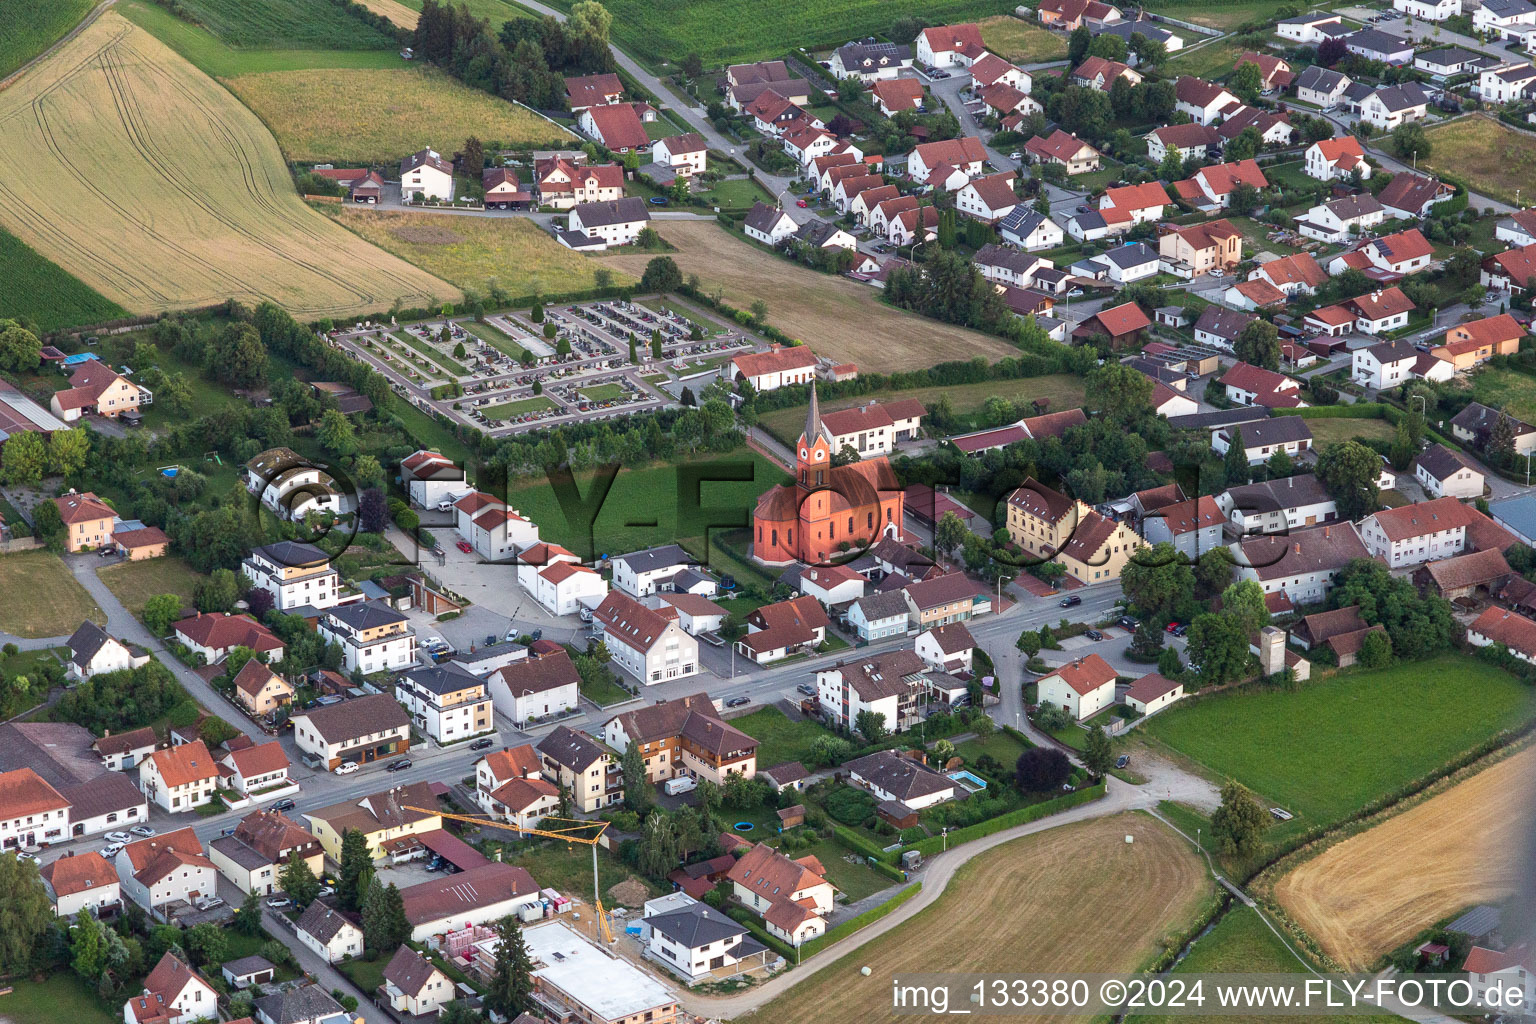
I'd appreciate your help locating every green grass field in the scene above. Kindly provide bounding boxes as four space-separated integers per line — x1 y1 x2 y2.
1163 36 1252 79
977 15 1068 63
483 395 557 419
697 177 774 213
0 973 120 1024
0 226 127 331
118 0 408 76
732 707 837 768
955 730 1030 766
98 557 206 621
1144 655 1535 826
1302 416 1397 447
499 839 660 906
0 0 96 80
504 448 790 562
170 0 396 50
538 0 1017 68
577 383 625 402
1142 0 1284 30
1471 366 1536 423
0 552 104 639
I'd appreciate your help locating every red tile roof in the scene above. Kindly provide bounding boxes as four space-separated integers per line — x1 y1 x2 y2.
1088 301 1152 338
1043 653 1117 695
0 767 69 820
584 103 649 150
54 491 113 525
913 136 988 169
918 23 985 56
1258 252 1328 289
1025 129 1096 164
41 851 117 897
733 344 819 379
172 613 283 655
148 740 219 788
1196 159 1268 196
871 78 924 111
1348 286 1415 320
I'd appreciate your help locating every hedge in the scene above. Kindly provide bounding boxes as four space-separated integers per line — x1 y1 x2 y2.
830 825 906 881
800 881 924 958
896 782 1108 860
724 906 798 960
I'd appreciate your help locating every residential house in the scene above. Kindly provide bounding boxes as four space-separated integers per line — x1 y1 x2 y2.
651 133 707 176
1451 402 1536 455
1098 182 1170 229
485 650 580 727
727 842 836 943
65 621 146 681
729 343 819 391
1212 417 1314 465
1216 104 1295 147
726 60 810 109
474 743 559 828
1037 654 1117 720
242 541 342 612
1415 45 1483 76
1431 314 1526 372
0 767 71 851
1152 382 1199 417
744 90 816 135
907 137 987 184
253 984 351 1024
914 622 976 675
990 208 1060 251
400 149 454 201
93 727 158 772
814 399 924 457
1474 0 1536 40
956 172 1019 223
744 202 797 245
1359 495 1482 568
1235 522 1371 604
138 741 218 813
1174 76 1240 124
1003 476 1086 562
1295 65 1352 107
50 362 149 422
1334 227 1434 277
1071 56 1142 91
1346 28 1415 64
1221 362 1304 408
603 692 757 786
782 123 837 165
974 244 1053 288
1297 192 1388 245
971 52 1032 92
1359 82 1430 129
1379 172 1455 220
1236 51 1294 92
1306 288 1415 336
1087 242 1161 284
452 491 539 562
304 782 441 863
870 77 925 116
116 829 217 916
1482 241 1536 292
1038 0 1123 30
847 590 914 643
41 851 119 918
380 946 453 1018
1396 0 1461 18
396 663 493 745
1225 278 1288 310
218 742 290 799
815 650 932 731
1124 673 1185 716
1497 208 1536 247
1278 12 1345 43
578 104 648 152
534 158 623 210
1144 122 1219 163
537 726 619 813
229 661 293 719
1023 130 1101 175
1414 444 1485 499
645 901 769 984
291 693 411 772
1216 474 1339 535
737 595 830 664
1304 137 1370 182
564 72 622 112
1142 495 1224 558
401 450 466 509
208 809 321 896
124 953 217 1024
295 902 364 964
915 23 987 67
53 491 114 553
1467 607 1536 664
845 750 957 816
1160 219 1243 277
567 197 651 246
902 571 991 627
1193 308 1256 352
798 564 867 609
1173 160 1268 209
317 602 416 675
830 40 913 81
1071 301 1152 349
888 204 941 246
1481 63 1536 103
593 590 698 683
1352 338 1424 390
172 612 284 666
111 525 170 561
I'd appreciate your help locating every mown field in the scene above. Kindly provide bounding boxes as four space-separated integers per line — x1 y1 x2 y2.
393 0 529 28
1299 415 1396 447
600 221 1020 371
226 66 571 163
1420 115 1536 206
356 0 421 29
743 814 1209 1024
977 15 1067 63
0 226 126 331
0 13 455 319
99 557 208 620
504 448 789 561
0 0 96 81
1142 0 1283 30
169 0 396 49
329 209 632 297
540 0 1017 67
1143 655 1535 827
1471 365 1536 423
0 552 103 639
1274 745 1535 969
118 0 407 76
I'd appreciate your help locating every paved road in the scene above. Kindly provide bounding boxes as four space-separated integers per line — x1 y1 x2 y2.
264 908 391 1024
1375 13 1520 62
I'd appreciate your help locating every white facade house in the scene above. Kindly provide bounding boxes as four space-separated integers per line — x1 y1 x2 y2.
593 591 699 684
295 902 364 964
1463 946 1536 1013
1358 497 1474 568
1474 0 1536 40
1481 64 1536 104
743 203 797 245
65 621 145 682
1353 339 1422 390
401 450 466 509
1395 0 1460 18
453 491 540 562
1234 523 1369 605
317 602 418 675
914 623 975 675
568 197 652 246
798 565 867 607
41 852 121 918
529 562 607 616
1297 194 1385 242
651 133 708 176
612 544 693 597
486 652 581 728
396 663 494 745
291 694 411 772
124 954 218 1024
0 768 71 850
847 591 913 643
1295 65 1352 107
1277 12 1345 43
1359 84 1430 130
138 742 219 813
1216 475 1338 535
1036 655 1117 721
401 149 454 201
645 901 767 984
241 541 341 612
116 829 218 916
1414 446 1485 499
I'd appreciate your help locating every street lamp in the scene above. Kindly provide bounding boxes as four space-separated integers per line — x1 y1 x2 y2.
996 574 1014 607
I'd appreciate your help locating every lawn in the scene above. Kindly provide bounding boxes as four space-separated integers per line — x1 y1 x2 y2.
118 0 409 77
0 0 96 81
0 552 104 639
791 838 891 902
1471 364 1536 423
0 973 120 1024
482 395 557 419
503 448 791 562
536 0 1018 68
0 646 68 680
463 320 531 360
954 729 1030 767
168 0 396 49
1419 115 1536 206
0 11 455 320
731 707 837 768
392 0 530 29
335 955 388 997
1163 37 1251 80
756 375 1087 447
697 177 773 214
98 557 206 621
498 838 660 907
1231 215 1304 256
577 383 625 402
1141 0 1284 30
1298 415 1397 447
0 226 127 332
329 209 632 299
1143 655 1536 827
226 67 572 164
578 667 631 705
977 15 1067 63
394 401 477 465
742 814 1209 1024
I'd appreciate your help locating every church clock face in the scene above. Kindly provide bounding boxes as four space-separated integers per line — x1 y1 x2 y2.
800 448 807 458
815 449 825 460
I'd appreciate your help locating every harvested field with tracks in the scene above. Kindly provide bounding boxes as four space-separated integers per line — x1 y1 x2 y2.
1273 745 1536 969
0 13 455 318
741 814 1210 1024
600 221 1021 371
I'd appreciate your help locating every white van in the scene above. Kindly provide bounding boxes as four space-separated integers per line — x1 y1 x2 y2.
663 775 697 796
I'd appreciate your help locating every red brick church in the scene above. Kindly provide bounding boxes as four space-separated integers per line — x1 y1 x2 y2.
752 386 905 566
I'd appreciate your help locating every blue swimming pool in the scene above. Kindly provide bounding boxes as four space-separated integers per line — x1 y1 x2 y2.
947 770 988 793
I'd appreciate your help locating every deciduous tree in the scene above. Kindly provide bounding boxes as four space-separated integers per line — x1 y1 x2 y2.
1014 747 1070 792
1211 779 1269 854
1315 440 1381 520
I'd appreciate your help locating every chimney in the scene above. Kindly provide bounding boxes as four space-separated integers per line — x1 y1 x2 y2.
1324 525 1330 538
1294 542 1301 554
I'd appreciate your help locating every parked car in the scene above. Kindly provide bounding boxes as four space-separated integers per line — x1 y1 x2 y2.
1115 754 1130 769
104 831 132 843
796 683 816 696
1118 616 1139 630
130 825 156 838
318 885 335 897
725 696 751 708
1084 629 1104 641
100 843 124 858
265 896 292 909
1164 621 1181 634
424 636 447 651
272 799 296 812
334 761 360 776
470 737 496 751
1009 151 1022 160
456 540 473 553
1060 595 1082 607
796 199 809 208
1172 623 1189 637
14 850 35 862
195 897 224 911
386 758 412 772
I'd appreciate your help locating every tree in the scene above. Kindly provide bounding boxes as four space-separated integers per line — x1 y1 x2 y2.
1120 543 1194 618
0 320 42 372
1224 426 1251 486
234 889 264 936
1234 320 1281 372
72 910 108 983
1186 612 1252 684
1194 547 1234 598
1224 126 1263 162
1067 24 1091 64
280 852 321 908
855 709 888 742
353 454 383 487
1228 182 1261 216
337 828 372 912
640 256 682 292
628 336 638 362
681 52 703 79
1318 35 1347 66
317 408 358 457
1158 646 1183 676
1210 780 1270 855
183 922 227 968
194 567 240 613
0 429 46 487
1016 629 1041 656
1084 362 1153 421
650 332 663 359
638 812 679 876
143 594 183 637
1087 32 1128 62
1316 440 1382 520
1083 725 1113 777
1130 619 1164 659
1359 629 1392 668
1393 121 1431 161
1228 61 1263 104
934 510 968 557
211 322 268 389
48 428 90 477
1015 747 1071 792
359 487 388 535
484 915 535 1019
1221 579 1270 636
0 854 52 973
462 136 485 177
807 734 853 769
749 299 769 326
621 742 653 813
361 880 409 951
1267 448 1293 478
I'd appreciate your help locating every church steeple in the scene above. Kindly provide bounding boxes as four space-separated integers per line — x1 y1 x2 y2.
803 381 822 445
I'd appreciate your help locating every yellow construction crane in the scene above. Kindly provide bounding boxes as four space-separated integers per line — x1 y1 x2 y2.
409 809 615 944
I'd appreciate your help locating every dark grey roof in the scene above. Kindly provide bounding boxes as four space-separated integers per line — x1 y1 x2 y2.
854 590 912 621
1223 474 1333 513
1168 407 1272 431
572 196 651 228
1446 904 1501 937
1099 242 1158 269
1370 82 1429 112
1415 46 1480 67
536 725 607 772
253 541 330 569
452 642 528 666
744 201 791 235
1194 306 1255 342
1323 193 1385 221
400 661 481 695
297 901 358 944
760 761 809 785
1296 66 1347 92
67 621 113 668
1094 18 1174 44
1071 210 1108 232
211 835 272 871
613 543 691 574
998 207 1051 239
1224 416 1312 448
1344 81 1375 102
255 985 346 1024
1482 0 1536 15
1346 28 1412 55
974 242 1039 274
647 902 748 948
845 750 955 802
325 600 408 630
0 722 101 788
225 955 276 977
1414 443 1478 482
835 40 912 69
795 220 846 246
1125 358 1185 384
668 567 712 591
1451 402 1536 438
295 693 410 745
1365 338 1420 364
60 772 145 821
